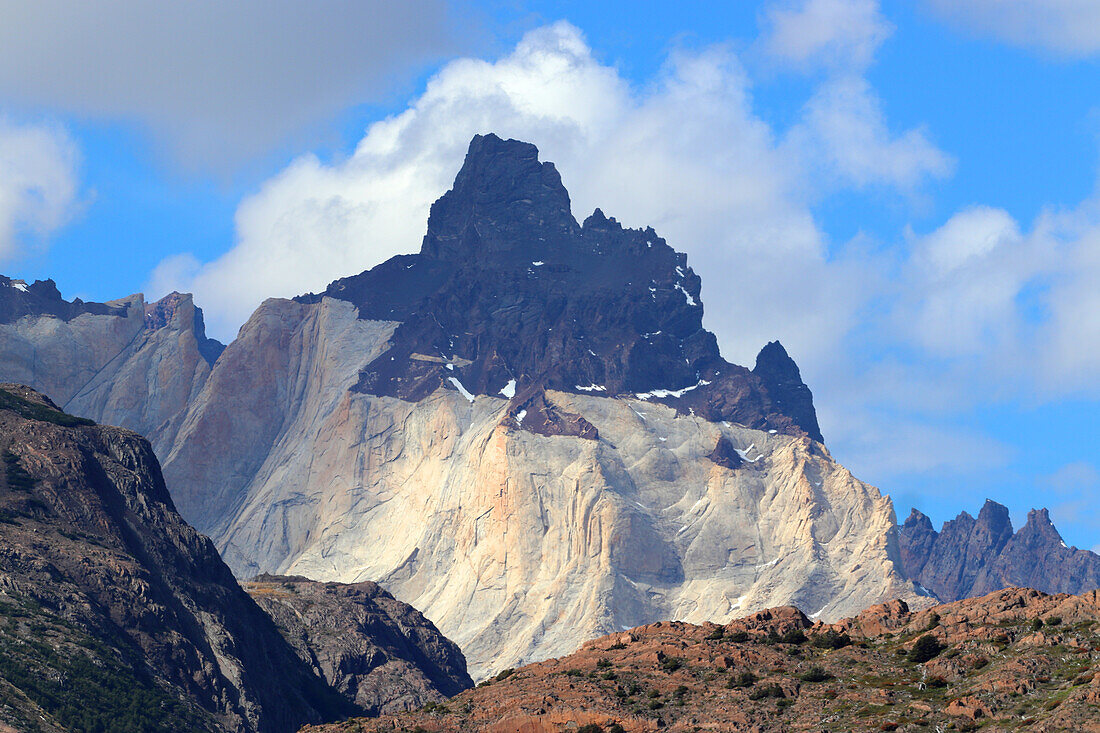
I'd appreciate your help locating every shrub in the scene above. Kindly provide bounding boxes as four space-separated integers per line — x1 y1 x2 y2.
924 613 941 631
673 685 689 698
779 629 807 645
596 658 612 669
748 683 785 700
576 725 604 733
494 667 515 682
648 699 664 710
813 630 852 649
727 630 750 643
729 671 758 688
1031 618 1044 632
706 627 725 640
608 726 626 733
1046 616 1062 627
798 666 832 683
970 656 989 670
908 634 945 663
660 656 683 673
927 675 948 688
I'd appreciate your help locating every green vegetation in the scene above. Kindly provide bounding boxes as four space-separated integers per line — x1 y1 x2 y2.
0 596 214 733
813 630 852 649
908 635 945 664
728 671 758 688
748 683 785 700
3 450 36 491
0 389 95 427
779 629 807 644
659 655 683 673
493 667 515 682
799 666 833 683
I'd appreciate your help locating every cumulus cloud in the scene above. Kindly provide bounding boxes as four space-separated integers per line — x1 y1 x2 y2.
787 75 953 190
0 0 465 168
761 0 893 70
0 118 80 262
151 21 952 377
924 0 1100 57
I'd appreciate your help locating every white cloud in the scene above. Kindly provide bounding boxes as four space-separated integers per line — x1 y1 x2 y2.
761 0 893 70
786 75 953 190
924 0 1100 57
0 0 464 168
150 21 889 366
0 118 80 263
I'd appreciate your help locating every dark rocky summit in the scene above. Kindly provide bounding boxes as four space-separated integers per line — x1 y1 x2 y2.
0 384 354 732
900 499 1100 602
243 575 472 716
299 133 823 443
0 276 127 324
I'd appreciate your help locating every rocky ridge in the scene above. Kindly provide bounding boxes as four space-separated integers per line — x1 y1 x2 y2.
0 280 222 456
243 575 473 716
0 384 354 732
900 500 1100 602
308 587 1100 732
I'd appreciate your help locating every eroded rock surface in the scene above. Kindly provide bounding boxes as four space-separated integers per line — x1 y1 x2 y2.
0 385 353 732
900 500 1100 601
244 575 473 715
307 587 1100 733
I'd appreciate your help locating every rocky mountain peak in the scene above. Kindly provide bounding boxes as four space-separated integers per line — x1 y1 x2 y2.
899 500 1100 602
752 340 823 443
1 274 130 324
421 133 577 261
143 291 225 365
303 134 824 443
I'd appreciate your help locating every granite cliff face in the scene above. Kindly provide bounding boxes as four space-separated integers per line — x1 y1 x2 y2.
0 384 352 732
0 278 222 455
243 575 473 715
0 136 920 679
899 500 1100 602
146 135 918 677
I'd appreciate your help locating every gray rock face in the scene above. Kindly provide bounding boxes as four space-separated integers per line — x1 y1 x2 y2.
0 384 354 732
243 575 473 715
899 501 1100 601
0 136 929 680
0 282 222 455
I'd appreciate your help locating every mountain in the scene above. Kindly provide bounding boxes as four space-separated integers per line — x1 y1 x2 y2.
0 135 924 678
303 587 1100 733
899 500 1100 602
242 575 473 715
0 277 222 456
0 384 353 732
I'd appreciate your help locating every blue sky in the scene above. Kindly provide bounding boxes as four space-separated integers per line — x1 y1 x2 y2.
1 0 1098 549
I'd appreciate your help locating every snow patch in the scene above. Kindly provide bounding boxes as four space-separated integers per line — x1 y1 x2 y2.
500 379 516 399
808 604 828 620
447 377 475 403
735 444 762 463
575 384 606 392
531 261 544 266
755 558 779 570
768 429 777 434
634 379 711 400
11 280 28 292
445 363 455 371
675 266 685 277
515 409 527 426
674 283 697 307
